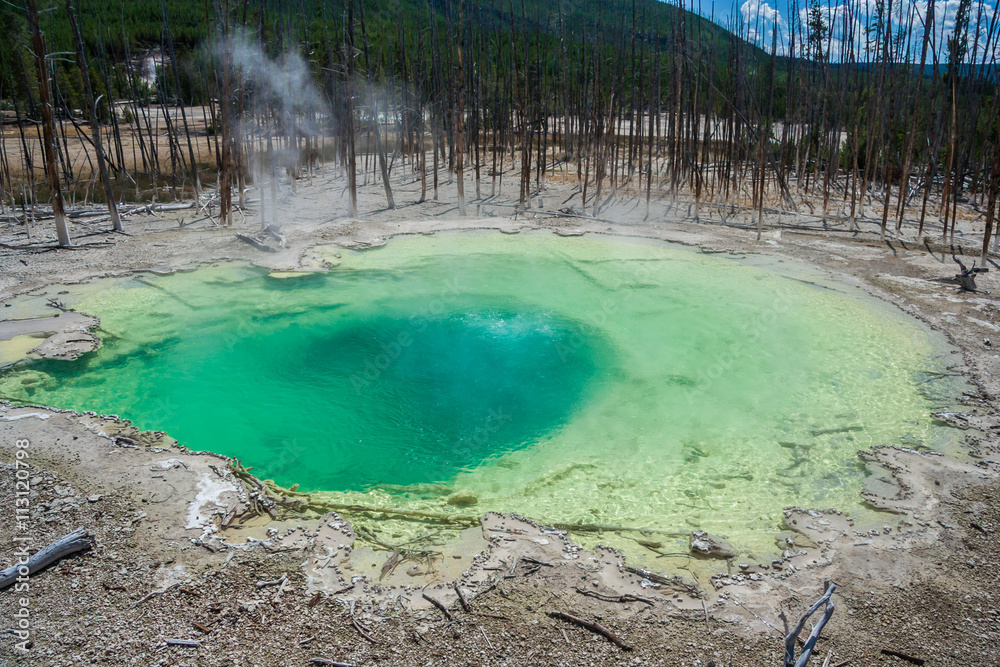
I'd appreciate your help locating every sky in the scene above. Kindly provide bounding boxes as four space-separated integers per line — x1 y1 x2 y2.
682 0 1000 63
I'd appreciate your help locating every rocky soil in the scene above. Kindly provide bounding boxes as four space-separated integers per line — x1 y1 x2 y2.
2 167 1000 666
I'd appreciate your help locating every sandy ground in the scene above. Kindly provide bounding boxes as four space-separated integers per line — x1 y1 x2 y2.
1 163 1000 666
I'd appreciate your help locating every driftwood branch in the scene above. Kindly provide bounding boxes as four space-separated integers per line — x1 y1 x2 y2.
471 611 510 620
784 580 837 667
164 639 200 648
422 592 455 621
520 556 553 567
350 617 377 644
548 610 633 651
879 649 925 665
454 583 472 612
623 566 700 595
0 528 95 591
574 588 655 606
131 582 181 608
255 574 287 589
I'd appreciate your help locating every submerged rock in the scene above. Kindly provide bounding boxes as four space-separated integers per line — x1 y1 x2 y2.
690 530 737 559
446 491 479 507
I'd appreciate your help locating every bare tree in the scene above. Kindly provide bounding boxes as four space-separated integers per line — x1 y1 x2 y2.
67 0 122 232
25 0 71 246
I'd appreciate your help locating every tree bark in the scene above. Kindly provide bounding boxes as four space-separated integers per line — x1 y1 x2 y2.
67 0 123 232
0 528 95 591
26 0 71 246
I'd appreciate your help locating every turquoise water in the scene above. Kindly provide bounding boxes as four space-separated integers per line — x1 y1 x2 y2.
0 231 962 556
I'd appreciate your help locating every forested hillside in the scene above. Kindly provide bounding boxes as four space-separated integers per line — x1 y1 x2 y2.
1 0 998 259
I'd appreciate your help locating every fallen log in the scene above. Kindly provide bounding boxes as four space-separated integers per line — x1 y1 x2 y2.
235 233 278 253
0 528 95 591
263 224 286 247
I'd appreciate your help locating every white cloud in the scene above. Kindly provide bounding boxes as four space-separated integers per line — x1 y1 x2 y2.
734 0 999 63
740 0 786 47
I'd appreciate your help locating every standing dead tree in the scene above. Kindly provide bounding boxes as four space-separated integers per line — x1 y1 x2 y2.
25 0 71 246
214 0 235 226
67 0 123 232
3 0 1000 247
358 0 394 210
344 0 359 217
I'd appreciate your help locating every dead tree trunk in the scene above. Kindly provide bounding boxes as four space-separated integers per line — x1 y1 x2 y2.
454 1 467 216
983 129 1000 266
26 0 71 247
215 0 234 226
345 0 359 217
162 0 202 202
67 0 122 232
359 1 394 210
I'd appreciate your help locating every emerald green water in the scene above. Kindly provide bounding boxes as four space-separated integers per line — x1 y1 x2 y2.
0 231 961 557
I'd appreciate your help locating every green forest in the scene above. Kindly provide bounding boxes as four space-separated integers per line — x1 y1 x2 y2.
1 0 999 257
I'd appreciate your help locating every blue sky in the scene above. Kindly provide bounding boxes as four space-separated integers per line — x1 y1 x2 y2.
680 0 1000 63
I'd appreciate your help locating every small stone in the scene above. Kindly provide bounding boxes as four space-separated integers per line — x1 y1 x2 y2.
690 531 737 559
87 495 102 503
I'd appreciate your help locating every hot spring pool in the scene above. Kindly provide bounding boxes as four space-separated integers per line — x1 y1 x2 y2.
0 231 962 558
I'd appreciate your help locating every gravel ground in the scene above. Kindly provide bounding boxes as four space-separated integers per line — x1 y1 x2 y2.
2 167 1000 666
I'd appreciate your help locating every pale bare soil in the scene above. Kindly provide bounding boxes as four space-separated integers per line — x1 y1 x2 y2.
3 107 991 238
1 107 220 204
1 163 999 666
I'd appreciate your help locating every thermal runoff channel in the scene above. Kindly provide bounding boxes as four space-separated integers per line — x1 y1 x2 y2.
0 232 962 554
